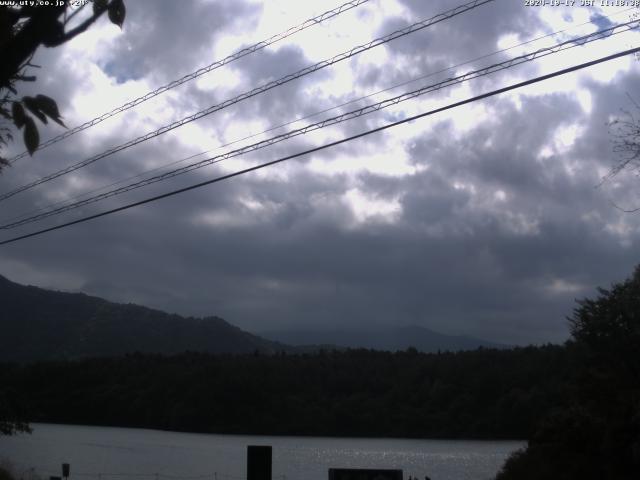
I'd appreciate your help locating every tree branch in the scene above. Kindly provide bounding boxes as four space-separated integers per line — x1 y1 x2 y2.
47 3 108 47
63 3 87 26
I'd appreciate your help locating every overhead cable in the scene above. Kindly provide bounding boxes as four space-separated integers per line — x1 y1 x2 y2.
2 19 635 230
5 5 633 226
1 45 638 246
0 0 495 202
8 0 371 162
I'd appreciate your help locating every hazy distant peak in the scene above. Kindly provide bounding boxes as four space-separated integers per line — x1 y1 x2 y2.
259 325 507 353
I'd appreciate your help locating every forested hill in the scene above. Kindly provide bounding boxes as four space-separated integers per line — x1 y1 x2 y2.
0 275 286 362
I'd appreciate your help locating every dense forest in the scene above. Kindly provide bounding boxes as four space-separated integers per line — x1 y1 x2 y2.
1 345 570 440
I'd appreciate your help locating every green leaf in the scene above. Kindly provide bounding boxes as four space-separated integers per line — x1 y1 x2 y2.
23 96 48 124
108 0 126 28
34 94 60 118
34 94 66 127
23 117 39 156
12 102 26 129
93 0 108 15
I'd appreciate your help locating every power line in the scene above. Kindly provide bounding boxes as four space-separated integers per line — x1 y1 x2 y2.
7 0 371 162
2 19 634 230
1 45 637 246
5 5 633 227
0 0 495 203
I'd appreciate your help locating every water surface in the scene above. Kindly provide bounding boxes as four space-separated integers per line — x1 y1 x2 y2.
0 424 523 480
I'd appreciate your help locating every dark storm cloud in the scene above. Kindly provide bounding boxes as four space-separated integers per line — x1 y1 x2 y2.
390 0 543 60
349 0 546 98
590 13 615 30
186 44 335 145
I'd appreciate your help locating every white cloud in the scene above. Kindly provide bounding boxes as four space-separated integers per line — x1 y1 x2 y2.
344 188 401 225
545 278 585 295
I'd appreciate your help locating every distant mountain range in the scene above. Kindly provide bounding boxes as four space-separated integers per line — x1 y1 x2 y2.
0 274 286 362
259 326 507 353
0 274 505 362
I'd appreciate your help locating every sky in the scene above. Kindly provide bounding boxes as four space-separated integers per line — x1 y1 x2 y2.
1 0 640 345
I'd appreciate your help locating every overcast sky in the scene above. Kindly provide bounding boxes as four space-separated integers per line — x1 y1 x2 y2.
1 0 639 344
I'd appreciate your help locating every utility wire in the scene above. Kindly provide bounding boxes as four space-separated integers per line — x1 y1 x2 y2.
0 0 495 203
4 5 633 227
1 19 635 230
1 45 637 247
8 0 371 162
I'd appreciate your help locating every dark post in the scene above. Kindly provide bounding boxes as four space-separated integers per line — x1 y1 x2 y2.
62 464 70 480
247 445 272 480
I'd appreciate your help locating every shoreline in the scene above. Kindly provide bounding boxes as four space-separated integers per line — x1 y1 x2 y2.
21 422 527 443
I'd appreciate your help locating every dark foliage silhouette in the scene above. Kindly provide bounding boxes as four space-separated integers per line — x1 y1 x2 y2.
496 266 640 480
0 0 125 164
1 346 570 440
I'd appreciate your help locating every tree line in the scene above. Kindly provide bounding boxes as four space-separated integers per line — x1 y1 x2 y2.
1 344 570 440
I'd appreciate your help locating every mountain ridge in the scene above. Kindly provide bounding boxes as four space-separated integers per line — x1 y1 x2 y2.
1 274 506 362
0 274 287 362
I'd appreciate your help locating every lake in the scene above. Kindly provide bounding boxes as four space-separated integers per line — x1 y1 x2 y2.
0 424 523 480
